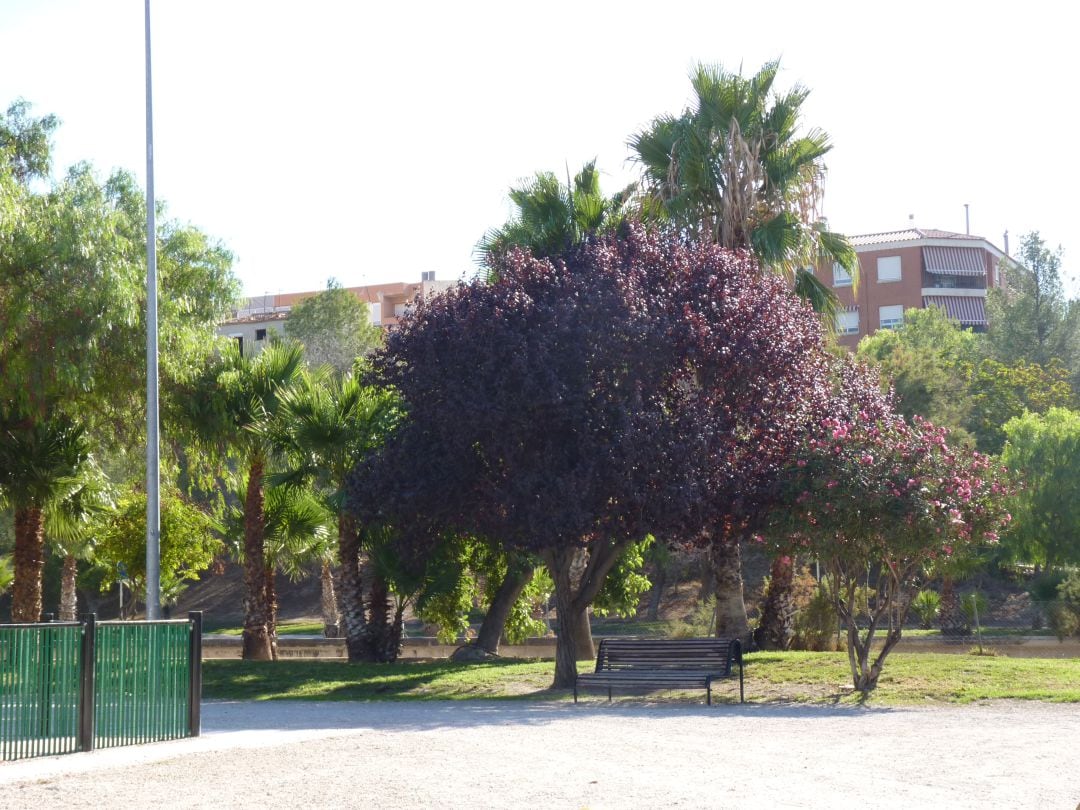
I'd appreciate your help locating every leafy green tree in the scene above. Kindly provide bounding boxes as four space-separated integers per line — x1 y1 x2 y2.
94 487 221 612
856 305 1075 453
965 358 1074 453
986 232 1079 374
0 99 57 183
1001 408 1080 568
0 100 238 620
856 306 979 436
630 60 858 322
283 279 381 372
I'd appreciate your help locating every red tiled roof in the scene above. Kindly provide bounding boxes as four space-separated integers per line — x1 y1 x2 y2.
923 295 987 326
923 247 986 277
849 227 986 247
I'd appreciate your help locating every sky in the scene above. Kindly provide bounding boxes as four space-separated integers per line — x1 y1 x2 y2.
1 0 1077 297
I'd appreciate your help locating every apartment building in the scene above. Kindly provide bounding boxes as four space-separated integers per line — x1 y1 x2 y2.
817 227 1009 349
218 273 453 357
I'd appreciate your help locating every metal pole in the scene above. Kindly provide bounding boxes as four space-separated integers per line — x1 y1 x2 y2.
144 0 161 620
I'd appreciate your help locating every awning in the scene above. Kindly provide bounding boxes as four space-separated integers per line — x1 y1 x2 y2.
923 247 986 277
923 295 987 326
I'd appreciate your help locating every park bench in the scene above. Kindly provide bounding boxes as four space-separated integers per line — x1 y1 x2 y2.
574 637 744 705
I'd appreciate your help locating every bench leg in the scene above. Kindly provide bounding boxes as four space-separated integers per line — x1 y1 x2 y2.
607 687 612 702
707 683 712 706
574 682 578 704
739 662 744 703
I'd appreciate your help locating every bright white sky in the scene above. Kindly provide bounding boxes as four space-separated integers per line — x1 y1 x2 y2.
1 0 1076 297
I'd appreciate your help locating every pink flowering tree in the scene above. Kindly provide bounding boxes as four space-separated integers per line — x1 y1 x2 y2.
771 362 1011 692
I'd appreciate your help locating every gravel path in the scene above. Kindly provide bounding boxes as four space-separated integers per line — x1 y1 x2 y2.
2 700 1079 808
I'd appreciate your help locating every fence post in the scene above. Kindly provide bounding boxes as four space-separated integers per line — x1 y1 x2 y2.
77 613 96 752
187 612 202 737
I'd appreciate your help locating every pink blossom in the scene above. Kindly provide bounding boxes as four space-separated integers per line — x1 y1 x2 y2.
984 532 999 543
860 454 874 465
826 480 838 489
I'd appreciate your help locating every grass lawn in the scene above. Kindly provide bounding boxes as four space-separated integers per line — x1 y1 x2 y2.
203 651 1080 705
206 621 326 636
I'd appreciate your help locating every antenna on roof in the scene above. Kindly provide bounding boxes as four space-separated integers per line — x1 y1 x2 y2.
908 213 916 229
1004 229 1010 256
964 203 970 235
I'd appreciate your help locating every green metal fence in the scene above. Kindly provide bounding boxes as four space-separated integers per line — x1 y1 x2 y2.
0 612 202 762
0 622 83 760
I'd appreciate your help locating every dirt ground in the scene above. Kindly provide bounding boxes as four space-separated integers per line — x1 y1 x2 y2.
2 700 1078 809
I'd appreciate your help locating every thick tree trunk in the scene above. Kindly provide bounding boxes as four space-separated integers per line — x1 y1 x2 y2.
241 458 273 661
547 548 580 689
59 554 78 622
757 555 796 651
709 534 750 644
12 507 45 623
365 574 400 662
338 514 368 662
320 561 341 638
545 540 628 688
473 561 534 655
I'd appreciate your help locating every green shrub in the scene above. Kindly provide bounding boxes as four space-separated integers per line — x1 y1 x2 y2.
1047 601 1080 641
912 589 941 629
1047 571 1080 641
793 587 840 651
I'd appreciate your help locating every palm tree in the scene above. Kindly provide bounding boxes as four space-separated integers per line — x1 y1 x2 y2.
44 458 113 621
272 367 399 662
631 61 858 642
476 160 635 278
215 341 305 660
0 411 90 622
630 60 859 326
225 482 332 658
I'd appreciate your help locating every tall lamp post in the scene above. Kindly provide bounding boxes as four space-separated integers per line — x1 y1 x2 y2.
144 0 161 620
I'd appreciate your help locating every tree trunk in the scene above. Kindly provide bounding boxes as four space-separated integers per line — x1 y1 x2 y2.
59 554 78 622
265 564 279 661
365 573 400 662
474 561 534 655
757 555 796 651
938 575 967 637
709 533 750 644
11 506 45 623
547 548 580 689
241 458 273 661
320 561 341 638
338 514 368 662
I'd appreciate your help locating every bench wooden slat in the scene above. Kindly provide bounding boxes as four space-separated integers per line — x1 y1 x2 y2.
574 638 744 705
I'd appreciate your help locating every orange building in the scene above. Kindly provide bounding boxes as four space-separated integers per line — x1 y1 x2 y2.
219 273 453 357
817 227 1009 350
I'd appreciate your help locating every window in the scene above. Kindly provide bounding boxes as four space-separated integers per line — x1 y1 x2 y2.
421 270 436 282
832 263 853 287
877 255 902 283
837 310 859 335
394 303 410 318
369 301 381 325
234 335 244 356
879 305 904 330
255 328 267 341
